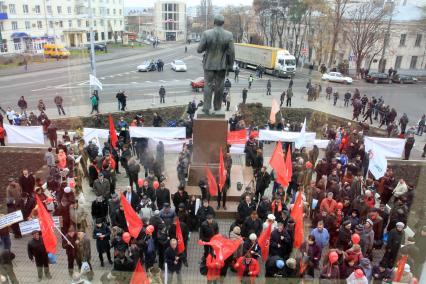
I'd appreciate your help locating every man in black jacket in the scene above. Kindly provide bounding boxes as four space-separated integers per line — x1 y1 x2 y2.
255 166 271 201
165 238 186 284
381 222 405 268
27 231 52 281
172 186 189 212
199 214 219 257
196 199 215 225
269 223 292 259
155 182 170 210
242 210 263 238
237 195 256 223
123 186 140 212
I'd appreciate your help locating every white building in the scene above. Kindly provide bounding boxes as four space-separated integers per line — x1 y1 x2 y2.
0 0 125 54
154 0 186 42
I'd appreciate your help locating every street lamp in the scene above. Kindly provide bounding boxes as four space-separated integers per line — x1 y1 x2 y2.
379 0 394 73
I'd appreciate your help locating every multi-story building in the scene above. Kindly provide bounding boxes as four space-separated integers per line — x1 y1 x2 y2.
154 0 186 42
0 0 125 54
125 9 155 39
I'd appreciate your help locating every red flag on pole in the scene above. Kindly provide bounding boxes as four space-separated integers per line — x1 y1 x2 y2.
206 166 218 197
120 193 143 238
290 190 304 248
35 195 57 254
176 218 185 254
198 234 242 262
393 255 408 282
227 129 247 144
285 145 293 181
130 260 150 284
219 147 226 192
109 114 118 149
269 142 288 187
258 222 273 261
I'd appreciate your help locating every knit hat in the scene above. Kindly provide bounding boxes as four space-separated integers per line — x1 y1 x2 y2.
232 226 241 235
286 258 296 269
267 214 276 220
343 220 351 227
404 264 411 272
396 222 405 228
366 219 374 226
64 187 71 193
249 233 257 241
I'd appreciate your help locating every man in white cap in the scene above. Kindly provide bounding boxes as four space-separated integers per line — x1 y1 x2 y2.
381 222 405 268
263 214 277 230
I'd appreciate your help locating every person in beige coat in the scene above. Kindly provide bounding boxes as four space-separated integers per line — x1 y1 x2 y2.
69 201 89 233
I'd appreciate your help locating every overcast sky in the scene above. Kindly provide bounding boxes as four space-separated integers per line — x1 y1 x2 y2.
124 0 252 7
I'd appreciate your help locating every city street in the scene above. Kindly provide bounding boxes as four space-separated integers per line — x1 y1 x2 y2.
1 43 425 124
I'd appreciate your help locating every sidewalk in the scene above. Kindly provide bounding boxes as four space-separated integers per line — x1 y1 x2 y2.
41 86 426 160
0 45 170 76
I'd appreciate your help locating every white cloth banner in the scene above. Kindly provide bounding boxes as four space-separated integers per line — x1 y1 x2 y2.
230 144 245 154
89 74 103 90
305 139 330 149
259 129 316 144
295 117 307 149
364 136 404 158
368 146 387 179
0 210 23 229
83 128 109 144
4 125 44 145
129 127 186 139
148 138 190 153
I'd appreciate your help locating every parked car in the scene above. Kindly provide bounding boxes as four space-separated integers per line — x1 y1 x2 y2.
392 74 418 84
321 71 353 84
171 60 187 72
190 77 204 91
137 61 157 72
365 72 391 84
87 44 106 52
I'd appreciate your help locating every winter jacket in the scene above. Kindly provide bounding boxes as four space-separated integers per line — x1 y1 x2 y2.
199 220 219 242
233 256 260 284
93 179 111 200
165 246 185 272
93 224 111 253
206 254 223 281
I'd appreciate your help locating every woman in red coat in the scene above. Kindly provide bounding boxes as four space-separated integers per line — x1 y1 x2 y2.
233 254 260 284
206 253 224 284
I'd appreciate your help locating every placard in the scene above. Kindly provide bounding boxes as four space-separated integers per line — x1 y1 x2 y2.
19 216 61 235
0 210 23 229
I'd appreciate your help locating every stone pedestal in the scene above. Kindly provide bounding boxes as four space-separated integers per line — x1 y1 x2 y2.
187 117 228 186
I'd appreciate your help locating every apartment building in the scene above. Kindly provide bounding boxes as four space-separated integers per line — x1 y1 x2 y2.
0 0 124 54
154 0 186 42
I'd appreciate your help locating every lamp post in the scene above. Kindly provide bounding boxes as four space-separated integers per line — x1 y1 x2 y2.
88 0 96 77
379 0 394 73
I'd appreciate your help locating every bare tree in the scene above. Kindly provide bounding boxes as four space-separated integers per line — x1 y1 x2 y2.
345 2 386 76
328 0 349 67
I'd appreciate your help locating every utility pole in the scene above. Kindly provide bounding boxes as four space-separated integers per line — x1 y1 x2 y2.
205 2 207 30
379 1 394 73
88 0 96 77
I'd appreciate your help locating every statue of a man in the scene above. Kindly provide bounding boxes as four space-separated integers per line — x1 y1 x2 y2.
197 15 234 115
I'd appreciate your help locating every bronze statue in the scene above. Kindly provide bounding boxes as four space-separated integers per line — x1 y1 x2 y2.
197 15 235 115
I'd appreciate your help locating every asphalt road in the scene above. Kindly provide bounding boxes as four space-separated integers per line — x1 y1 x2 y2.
1 43 425 122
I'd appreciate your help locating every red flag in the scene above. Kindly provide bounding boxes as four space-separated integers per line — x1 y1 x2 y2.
227 129 247 144
206 166 218 196
109 114 118 149
176 218 185 254
219 147 226 192
258 222 272 261
35 195 57 254
130 260 150 284
285 145 293 180
290 190 304 248
269 142 288 187
393 255 408 282
120 193 143 238
198 234 242 262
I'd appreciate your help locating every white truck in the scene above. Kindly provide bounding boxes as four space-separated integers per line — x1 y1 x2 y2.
234 43 296 77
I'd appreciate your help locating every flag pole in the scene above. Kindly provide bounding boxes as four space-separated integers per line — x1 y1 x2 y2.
53 226 74 248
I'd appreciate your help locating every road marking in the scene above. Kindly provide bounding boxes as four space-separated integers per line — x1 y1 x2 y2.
174 79 180 82
100 77 106 80
117 74 123 77
145 81 153 83
131 82 137 84
109 75 115 78
124 72 130 75
159 80 166 82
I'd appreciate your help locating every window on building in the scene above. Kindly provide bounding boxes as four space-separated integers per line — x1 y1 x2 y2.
108 31 112 39
100 19 104 26
107 9 110 15
86 21 89 27
68 20 72 28
399 33 406 46
78 20 82 27
86 33 90 42
25 21 31 30
95 32 98 41
59 21 63 28
119 9 122 15
395 56 403 69
113 9 116 15
47 6 52 14
120 20 122 26
410 56 418 69
57 6 62 14
11 21 18 30
23 4 29 14
415 34 422 47
9 4 16 14
101 32 105 40
37 21 43 29
67 7 72 14
0 22 4 32
49 21 54 29
35 5 41 14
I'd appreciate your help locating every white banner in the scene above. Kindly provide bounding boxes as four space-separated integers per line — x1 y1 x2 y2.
148 138 190 153
129 127 186 139
0 210 23 229
295 117 307 149
83 128 109 145
230 144 245 154
368 146 387 179
89 74 103 90
3 125 44 145
305 139 330 149
364 136 404 158
259 129 316 144
19 216 61 235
